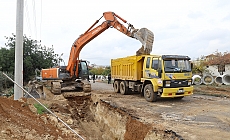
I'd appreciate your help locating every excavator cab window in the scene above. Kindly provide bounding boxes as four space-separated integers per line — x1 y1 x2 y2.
80 61 88 74
78 61 89 80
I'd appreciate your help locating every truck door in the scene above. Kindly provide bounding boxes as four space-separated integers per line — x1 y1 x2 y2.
151 57 162 78
143 56 161 78
143 57 151 78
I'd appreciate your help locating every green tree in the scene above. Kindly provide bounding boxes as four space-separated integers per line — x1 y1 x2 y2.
89 66 111 76
102 66 111 76
0 34 62 83
192 56 206 75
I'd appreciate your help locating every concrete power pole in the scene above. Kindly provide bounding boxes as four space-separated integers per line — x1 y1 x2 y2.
14 0 24 100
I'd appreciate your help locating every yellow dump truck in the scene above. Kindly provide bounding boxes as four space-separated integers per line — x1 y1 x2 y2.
111 54 193 102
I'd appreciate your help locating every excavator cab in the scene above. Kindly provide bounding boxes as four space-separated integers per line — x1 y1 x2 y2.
56 60 89 81
77 60 90 81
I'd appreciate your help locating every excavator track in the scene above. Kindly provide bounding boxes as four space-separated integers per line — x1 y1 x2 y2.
134 28 154 55
51 81 62 95
62 80 91 98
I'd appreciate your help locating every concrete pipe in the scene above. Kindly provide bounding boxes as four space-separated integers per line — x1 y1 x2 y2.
215 75 223 85
202 75 214 85
222 74 230 85
192 75 202 85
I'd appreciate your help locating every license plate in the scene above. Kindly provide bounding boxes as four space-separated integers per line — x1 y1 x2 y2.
177 89 184 93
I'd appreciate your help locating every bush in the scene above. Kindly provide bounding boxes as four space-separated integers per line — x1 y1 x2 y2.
33 103 48 114
0 71 14 90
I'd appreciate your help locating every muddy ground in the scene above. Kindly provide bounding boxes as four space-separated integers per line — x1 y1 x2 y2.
0 81 230 140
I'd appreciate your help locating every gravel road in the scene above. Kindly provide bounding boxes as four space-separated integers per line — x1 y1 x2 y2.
90 80 114 91
90 81 230 140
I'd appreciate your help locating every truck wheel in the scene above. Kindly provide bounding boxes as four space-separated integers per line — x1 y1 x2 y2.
144 84 157 102
114 81 120 93
120 81 128 95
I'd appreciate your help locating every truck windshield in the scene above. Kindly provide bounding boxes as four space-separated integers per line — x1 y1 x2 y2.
164 59 191 72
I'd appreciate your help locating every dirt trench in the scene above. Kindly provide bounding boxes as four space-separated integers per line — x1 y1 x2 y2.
49 92 183 140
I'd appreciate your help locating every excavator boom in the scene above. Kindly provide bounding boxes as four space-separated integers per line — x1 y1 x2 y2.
40 11 154 95
66 11 154 77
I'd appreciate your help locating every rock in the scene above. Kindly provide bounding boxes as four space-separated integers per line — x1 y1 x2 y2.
28 104 37 113
48 115 58 126
25 133 35 139
1 129 11 135
67 119 74 125
22 129 30 133
40 115 48 124
57 122 65 129
30 129 37 135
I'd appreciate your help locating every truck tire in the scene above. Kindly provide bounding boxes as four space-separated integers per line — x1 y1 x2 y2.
144 84 157 102
120 81 128 95
114 81 120 93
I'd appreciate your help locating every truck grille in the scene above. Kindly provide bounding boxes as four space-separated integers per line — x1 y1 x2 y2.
163 80 189 88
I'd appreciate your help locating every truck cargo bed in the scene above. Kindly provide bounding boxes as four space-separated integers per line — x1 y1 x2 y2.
111 55 145 81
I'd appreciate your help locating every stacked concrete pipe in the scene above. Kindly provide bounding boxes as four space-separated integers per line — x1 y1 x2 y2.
215 75 223 85
202 75 214 85
222 74 230 85
192 75 202 85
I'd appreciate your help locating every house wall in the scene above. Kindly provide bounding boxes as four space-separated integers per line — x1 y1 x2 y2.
205 64 230 76
224 64 230 75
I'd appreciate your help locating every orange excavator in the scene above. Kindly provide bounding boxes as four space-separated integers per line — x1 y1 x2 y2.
41 11 154 94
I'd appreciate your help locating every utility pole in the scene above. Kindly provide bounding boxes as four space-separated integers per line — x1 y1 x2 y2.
14 0 24 100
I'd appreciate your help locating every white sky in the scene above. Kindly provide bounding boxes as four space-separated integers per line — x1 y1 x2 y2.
1 0 230 66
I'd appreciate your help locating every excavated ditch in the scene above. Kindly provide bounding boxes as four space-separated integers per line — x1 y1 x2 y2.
50 93 183 140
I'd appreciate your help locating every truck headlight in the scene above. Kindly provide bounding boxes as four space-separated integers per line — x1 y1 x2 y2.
188 80 192 86
166 81 171 87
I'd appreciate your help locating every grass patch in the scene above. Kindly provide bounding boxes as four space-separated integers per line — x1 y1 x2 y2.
33 103 48 114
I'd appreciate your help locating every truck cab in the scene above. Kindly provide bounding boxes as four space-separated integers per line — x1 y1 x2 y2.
142 55 193 101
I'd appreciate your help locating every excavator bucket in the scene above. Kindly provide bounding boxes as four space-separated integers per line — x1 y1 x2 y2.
134 28 154 55
26 80 46 99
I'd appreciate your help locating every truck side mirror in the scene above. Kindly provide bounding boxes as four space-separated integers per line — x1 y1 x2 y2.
190 62 193 69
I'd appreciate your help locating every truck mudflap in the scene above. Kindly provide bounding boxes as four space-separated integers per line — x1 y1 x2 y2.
160 86 193 98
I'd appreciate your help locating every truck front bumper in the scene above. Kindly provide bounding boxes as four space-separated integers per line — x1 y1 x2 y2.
160 86 193 98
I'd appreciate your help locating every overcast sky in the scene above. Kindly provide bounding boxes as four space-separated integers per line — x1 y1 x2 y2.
1 0 230 66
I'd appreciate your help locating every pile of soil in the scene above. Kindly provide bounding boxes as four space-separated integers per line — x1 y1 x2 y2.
0 96 82 140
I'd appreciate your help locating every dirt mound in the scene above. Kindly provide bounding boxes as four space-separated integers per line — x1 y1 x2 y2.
0 97 80 140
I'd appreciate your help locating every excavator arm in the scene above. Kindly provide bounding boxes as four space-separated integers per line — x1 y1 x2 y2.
66 11 154 78
33 11 154 96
